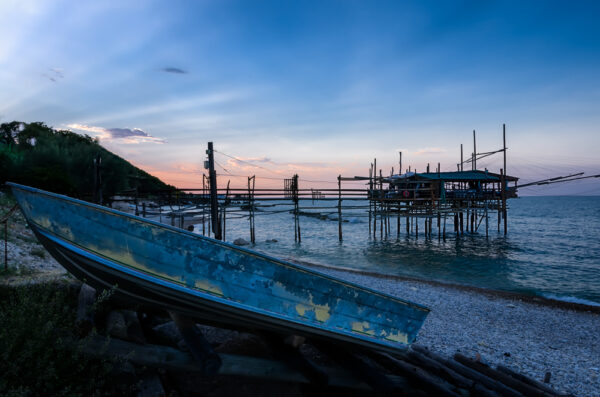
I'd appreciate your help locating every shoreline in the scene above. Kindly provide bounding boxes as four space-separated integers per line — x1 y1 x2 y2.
287 257 600 314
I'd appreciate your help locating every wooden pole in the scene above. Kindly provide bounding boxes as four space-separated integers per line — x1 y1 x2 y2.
501 169 507 235
485 201 489 238
415 216 419 239
397 203 401 238
338 175 342 241
399 152 402 175
473 130 477 171
460 144 463 172
466 204 470 233
454 213 458 233
202 175 206 235
503 124 508 235
368 166 372 236
443 213 447 241
207 142 221 240
503 124 507 182
379 169 383 240
4 221 7 271
293 174 301 242
373 159 377 238
223 180 230 241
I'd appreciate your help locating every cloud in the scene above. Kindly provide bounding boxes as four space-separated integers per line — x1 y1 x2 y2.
223 156 336 174
67 124 166 144
161 67 187 74
42 67 64 82
413 147 446 155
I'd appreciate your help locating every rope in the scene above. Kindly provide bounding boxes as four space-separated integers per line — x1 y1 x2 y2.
1 204 19 223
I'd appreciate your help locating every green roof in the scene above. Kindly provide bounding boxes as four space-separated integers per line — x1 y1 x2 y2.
414 171 500 182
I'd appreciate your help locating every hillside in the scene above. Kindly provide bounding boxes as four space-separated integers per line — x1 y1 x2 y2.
0 121 174 200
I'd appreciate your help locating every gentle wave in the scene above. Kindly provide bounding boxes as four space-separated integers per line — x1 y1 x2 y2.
541 294 600 307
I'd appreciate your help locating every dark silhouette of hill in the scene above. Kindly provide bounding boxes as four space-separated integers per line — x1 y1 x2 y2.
0 121 174 200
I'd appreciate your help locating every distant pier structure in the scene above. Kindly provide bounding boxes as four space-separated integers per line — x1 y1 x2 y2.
348 124 516 239
113 124 524 242
358 168 518 241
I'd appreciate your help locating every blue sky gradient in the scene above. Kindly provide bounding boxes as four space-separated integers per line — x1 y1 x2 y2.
1 0 599 193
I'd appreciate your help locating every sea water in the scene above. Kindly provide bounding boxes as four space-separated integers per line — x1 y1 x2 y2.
194 196 600 305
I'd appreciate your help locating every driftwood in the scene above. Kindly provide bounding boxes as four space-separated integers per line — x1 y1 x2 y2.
496 366 572 397
312 341 400 393
401 348 476 391
373 351 462 397
81 335 412 390
412 345 522 397
454 353 556 397
72 285 569 396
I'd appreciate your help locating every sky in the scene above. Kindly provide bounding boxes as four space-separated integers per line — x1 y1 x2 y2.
1 0 599 194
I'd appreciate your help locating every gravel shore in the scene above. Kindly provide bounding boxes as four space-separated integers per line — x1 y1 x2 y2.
296 262 600 397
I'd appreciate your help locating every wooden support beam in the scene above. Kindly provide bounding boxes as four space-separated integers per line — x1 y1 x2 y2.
81 335 410 391
169 312 222 376
412 346 522 397
372 352 462 397
455 353 553 397
313 342 400 393
496 365 569 397
261 332 328 385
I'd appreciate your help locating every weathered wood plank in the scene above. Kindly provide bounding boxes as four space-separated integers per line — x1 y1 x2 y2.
313 341 400 393
455 353 551 397
496 366 571 397
373 351 462 397
412 345 521 397
405 348 475 390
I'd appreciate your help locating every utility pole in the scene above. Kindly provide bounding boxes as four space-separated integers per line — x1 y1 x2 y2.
460 144 463 172
207 142 221 240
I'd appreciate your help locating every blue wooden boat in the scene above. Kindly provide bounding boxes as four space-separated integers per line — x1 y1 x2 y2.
8 183 429 353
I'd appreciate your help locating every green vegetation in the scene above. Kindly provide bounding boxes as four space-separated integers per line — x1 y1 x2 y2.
0 282 133 396
0 121 174 200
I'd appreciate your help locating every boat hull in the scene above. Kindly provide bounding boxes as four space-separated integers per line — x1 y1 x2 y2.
9 183 429 353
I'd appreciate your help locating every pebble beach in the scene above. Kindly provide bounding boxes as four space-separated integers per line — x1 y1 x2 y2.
300 262 600 397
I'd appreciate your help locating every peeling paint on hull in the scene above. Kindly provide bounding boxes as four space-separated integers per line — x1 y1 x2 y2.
8 183 429 352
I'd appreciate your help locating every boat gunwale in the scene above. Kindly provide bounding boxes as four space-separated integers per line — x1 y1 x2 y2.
7 182 429 313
